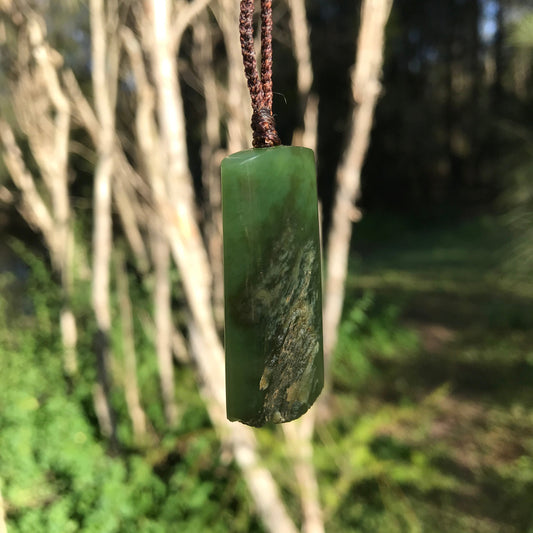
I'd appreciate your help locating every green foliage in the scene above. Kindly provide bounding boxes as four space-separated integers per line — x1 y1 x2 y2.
334 291 419 390
0 250 261 533
322 290 453 533
3 219 533 532
316 399 458 533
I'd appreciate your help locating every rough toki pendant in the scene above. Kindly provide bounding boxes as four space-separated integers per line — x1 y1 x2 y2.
221 146 324 427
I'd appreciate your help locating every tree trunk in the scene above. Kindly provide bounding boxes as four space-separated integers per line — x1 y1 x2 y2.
215 0 251 152
151 228 178 427
323 0 393 373
90 0 118 445
283 414 324 533
288 0 318 152
193 16 225 328
284 2 324 532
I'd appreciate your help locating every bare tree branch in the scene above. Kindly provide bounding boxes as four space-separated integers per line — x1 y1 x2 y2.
214 0 251 152
172 326 189 364
188 325 299 533
287 0 318 151
192 14 224 327
90 0 118 444
65 19 151 273
112 174 150 273
172 0 213 49
323 0 393 369
152 227 178 427
0 119 55 243
63 70 100 139
122 24 179 427
0 186 14 204
283 412 324 533
2 8 80 376
24 15 79 375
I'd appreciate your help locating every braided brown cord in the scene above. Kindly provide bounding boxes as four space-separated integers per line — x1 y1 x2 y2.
239 0 281 148
260 0 274 112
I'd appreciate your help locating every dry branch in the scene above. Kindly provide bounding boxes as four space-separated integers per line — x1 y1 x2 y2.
288 0 318 151
214 0 251 151
172 0 213 48
323 0 393 370
0 120 55 242
193 15 224 326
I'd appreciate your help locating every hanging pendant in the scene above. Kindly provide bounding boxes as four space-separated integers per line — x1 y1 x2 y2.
222 145 324 427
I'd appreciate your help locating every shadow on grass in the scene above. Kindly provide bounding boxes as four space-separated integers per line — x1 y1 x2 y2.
328 216 533 532
349 285 533 407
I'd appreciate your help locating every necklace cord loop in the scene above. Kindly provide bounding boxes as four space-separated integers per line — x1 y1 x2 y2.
239 0 281 148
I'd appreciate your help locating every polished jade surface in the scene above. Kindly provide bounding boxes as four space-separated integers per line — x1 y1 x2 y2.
222 146 324 427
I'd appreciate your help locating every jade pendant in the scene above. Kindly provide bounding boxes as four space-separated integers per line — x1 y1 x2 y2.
222 146 324 427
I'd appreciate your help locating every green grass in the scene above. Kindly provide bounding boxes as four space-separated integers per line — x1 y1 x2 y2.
324 214 533 532
2 215 533 532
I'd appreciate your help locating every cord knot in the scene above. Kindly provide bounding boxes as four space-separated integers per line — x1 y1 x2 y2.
252 108 281 148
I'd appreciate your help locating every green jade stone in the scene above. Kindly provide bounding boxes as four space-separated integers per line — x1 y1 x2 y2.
222 146 324 427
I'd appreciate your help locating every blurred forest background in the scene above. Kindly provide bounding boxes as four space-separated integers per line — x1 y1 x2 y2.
1 0 533 532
